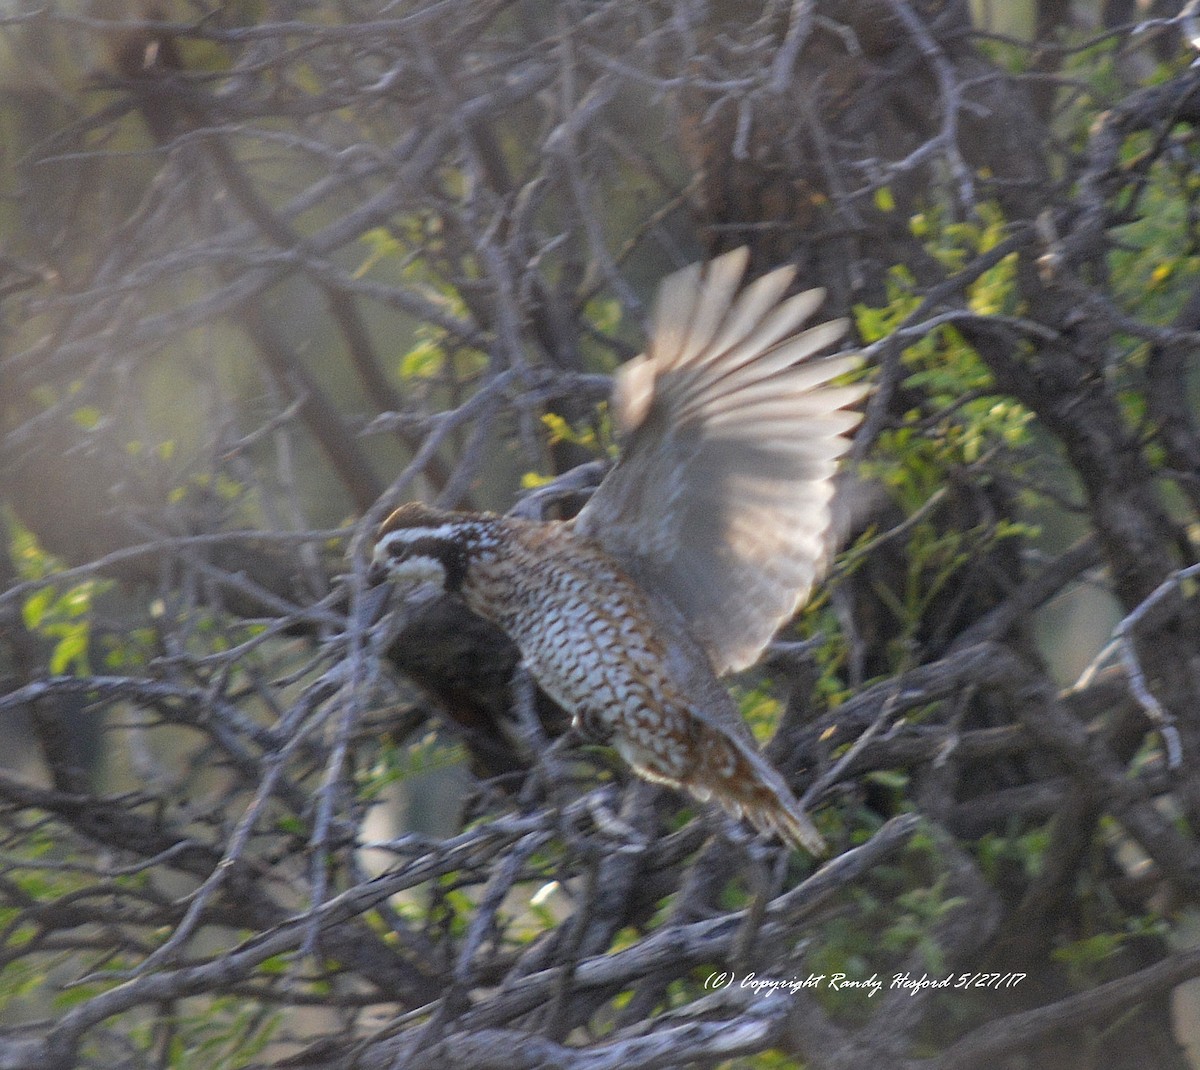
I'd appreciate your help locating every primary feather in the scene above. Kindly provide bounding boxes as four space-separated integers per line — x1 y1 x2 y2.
574 247 867 674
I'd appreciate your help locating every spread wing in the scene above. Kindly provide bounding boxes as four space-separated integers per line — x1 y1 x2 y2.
572 247 866 675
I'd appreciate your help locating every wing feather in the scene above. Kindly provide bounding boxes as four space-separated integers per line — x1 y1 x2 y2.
574 248 866 674
673 246 751 365
647 262 702 370
688 312 845 394
701 267 799 361
674 326 853 425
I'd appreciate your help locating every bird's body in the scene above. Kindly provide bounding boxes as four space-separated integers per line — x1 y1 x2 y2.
374 248 867 854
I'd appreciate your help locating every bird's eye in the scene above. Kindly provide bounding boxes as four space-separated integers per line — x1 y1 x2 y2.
374 533 417 563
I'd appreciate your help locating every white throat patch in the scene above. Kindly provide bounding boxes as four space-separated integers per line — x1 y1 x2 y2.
382 554 447 591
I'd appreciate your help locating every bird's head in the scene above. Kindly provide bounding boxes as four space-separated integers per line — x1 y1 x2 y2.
370 502 487 595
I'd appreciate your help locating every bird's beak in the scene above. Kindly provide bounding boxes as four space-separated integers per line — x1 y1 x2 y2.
366 556 389 587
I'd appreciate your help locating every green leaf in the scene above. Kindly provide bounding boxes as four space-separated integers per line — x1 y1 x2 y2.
50 628 88 674
21 587 53 630
400 339 445 379
354 226 403 278
521 470 553 489
71 405 102 430
540 412 597 448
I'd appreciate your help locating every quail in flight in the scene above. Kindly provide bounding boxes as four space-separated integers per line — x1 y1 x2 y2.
373 247 866 853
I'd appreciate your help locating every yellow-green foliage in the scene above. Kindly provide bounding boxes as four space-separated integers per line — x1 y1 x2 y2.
1110 132 1200 323
848 208 1040 669
358 733 467 802
9 517 110 676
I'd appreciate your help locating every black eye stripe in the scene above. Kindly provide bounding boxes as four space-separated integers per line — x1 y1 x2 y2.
388 535 454 560
381 533 469 592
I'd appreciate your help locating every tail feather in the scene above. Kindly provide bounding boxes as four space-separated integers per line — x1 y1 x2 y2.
699 733 828 855
626 721 828 855
734 788 827 856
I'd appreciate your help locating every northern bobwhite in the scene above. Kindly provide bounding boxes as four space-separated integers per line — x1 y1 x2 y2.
373 247 866 853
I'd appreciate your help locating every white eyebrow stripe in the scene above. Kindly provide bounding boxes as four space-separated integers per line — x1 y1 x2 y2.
392 555 444 569
379 523 471 546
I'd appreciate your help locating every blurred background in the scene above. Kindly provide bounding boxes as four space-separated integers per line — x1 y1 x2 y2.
2 2 1200 1067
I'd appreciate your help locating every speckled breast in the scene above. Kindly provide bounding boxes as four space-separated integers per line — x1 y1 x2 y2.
459 520 686 752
